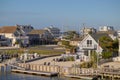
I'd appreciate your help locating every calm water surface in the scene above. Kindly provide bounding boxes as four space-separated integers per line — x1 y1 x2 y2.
0 72 80 80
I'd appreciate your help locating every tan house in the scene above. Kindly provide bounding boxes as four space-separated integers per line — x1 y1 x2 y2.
70 38 83 46
28 29 53 45
0 26 29 47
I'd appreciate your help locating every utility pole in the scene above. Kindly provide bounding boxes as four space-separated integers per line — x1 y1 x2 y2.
118 31 120 56
97 40 100 68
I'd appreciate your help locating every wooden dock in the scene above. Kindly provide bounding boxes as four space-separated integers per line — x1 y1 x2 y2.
11 69 58 77
65 74 93 80
6 63 120 80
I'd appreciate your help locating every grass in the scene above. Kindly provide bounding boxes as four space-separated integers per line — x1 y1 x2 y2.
0 45 65 55
0 48 64 55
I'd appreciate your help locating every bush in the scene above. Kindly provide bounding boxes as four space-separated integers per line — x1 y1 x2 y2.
66 56 75 61
102 51 112 59
80 61 96 68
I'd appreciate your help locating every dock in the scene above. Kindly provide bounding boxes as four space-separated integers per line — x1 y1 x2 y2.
2 63 120 80
11 69 58 77
65 74 93 80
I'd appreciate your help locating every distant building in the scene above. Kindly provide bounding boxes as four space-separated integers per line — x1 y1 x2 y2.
28 29 53 45
81 27 97 35
0 35 11 46
98 26 117 40
99 26 114 31
97 31 117 40
16 24 34 34
0 26 29 47
44 26 60 38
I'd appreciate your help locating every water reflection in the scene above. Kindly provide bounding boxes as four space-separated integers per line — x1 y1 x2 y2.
0 72 80 80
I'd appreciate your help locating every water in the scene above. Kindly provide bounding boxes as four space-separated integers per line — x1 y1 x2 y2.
0 72 80 80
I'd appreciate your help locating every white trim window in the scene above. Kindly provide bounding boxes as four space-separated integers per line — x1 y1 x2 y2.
87 40 92 47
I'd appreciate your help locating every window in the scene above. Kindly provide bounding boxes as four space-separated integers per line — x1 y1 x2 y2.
87 40 92 47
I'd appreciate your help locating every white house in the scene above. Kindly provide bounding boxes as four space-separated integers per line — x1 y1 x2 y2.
77 33 111 61
0 26 29 47
99 26 114 31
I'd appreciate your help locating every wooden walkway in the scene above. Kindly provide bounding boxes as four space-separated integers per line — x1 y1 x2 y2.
11 69 58 77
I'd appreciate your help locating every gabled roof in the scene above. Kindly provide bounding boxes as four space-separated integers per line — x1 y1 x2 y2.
90 32 112 42
28 30 47 34
0 26 17 33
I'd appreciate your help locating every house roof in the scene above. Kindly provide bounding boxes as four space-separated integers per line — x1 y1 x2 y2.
90 32 112 42
0 26 17 33
28 30 47 34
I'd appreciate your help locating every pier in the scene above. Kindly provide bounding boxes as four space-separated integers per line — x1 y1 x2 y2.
11 69 58 77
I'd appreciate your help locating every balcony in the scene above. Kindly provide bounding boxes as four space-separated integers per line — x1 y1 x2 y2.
81 44 97 50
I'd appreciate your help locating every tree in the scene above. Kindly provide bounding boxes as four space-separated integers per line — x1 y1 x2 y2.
99 36 119 59
112 39 119 57
112 39 118 52
64 31 79 40
61 40 69 46
99 36 113 51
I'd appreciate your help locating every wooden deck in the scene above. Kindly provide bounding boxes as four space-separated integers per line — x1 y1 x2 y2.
11 69 58 77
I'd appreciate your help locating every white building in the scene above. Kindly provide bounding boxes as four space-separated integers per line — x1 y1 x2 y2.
99 26 114 31
44 26 60 38
81 27 97 35
77 33 112 61
0 26 29 47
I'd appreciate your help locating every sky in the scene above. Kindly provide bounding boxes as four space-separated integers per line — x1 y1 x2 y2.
0 0 120 31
